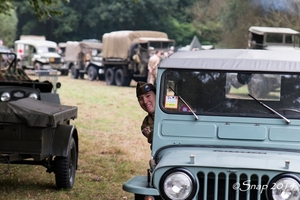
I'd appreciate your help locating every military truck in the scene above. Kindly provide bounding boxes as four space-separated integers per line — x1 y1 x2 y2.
123 49 300 199
0 51 79 189
248 26 300 50
64 41 103 81
14 35 69 75
102 30 175 86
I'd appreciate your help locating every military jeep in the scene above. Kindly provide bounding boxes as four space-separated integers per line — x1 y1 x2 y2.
0 51 79 189
123 49 300 199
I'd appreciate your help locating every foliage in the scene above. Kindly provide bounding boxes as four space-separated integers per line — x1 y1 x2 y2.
5 0 300 50
0 10 17 47
14 0 197 46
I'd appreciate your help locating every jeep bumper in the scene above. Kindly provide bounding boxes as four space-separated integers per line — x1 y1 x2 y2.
123 176 160 197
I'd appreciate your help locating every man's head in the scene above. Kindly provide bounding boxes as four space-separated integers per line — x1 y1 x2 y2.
136 82 156 114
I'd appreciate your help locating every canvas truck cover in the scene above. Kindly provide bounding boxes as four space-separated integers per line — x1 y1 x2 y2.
102 30 169 60
0 98 77 127
64 41 103 62
160 49 300 72
249 26 300 35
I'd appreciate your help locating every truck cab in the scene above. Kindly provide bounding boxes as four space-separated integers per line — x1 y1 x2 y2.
248 26 300 50
123 49 300 200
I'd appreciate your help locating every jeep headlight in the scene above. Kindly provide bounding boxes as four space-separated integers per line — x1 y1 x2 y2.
28 93 38 100
159 168 196 200
1 92 10 101
268 174 300 200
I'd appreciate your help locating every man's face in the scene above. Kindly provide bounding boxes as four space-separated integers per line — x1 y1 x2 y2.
137 91 156 114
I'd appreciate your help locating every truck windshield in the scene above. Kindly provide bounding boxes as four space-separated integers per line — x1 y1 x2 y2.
37 47 57 53
161 69 300 118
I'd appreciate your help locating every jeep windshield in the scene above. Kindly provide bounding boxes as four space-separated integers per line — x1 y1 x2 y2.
161 69 300 119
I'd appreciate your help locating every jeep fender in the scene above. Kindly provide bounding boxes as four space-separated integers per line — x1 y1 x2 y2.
51 124 79 158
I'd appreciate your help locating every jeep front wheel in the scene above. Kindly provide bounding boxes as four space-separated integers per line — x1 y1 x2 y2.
54 137 77 189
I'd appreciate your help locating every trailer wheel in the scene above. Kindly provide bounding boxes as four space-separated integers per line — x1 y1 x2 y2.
105 68 115 85
71 65 79 79
115 68 131 86
54 137 77 189
88 66 97 81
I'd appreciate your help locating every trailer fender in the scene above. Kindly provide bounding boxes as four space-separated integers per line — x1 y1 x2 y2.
51 124 78 158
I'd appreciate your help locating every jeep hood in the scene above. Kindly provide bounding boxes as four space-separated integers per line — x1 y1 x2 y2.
37 52 61 58
0 98 77 127
155 147 300 172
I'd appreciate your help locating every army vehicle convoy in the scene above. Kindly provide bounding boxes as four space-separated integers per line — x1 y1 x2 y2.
14 35 68 75
101 30 175 86
0 51 79 189
123 49 300 199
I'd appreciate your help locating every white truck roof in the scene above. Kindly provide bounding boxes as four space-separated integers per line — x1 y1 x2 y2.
249 26 300 35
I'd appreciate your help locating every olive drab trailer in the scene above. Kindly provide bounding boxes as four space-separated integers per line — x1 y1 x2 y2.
0 51 79 189
101 30 175 86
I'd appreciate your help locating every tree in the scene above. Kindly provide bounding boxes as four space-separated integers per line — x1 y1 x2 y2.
15 0 198 46
1 0 69 19
0 9 17 47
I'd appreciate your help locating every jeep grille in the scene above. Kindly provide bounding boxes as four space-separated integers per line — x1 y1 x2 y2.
50 57 61 64
197 170 269 200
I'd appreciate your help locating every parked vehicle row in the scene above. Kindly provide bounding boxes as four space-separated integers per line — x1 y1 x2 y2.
62 30 175 86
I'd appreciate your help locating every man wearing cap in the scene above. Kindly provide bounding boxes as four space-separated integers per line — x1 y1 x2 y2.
147 51 161 85
136 81 156 147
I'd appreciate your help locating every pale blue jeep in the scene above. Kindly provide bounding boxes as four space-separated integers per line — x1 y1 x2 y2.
123 49 300 200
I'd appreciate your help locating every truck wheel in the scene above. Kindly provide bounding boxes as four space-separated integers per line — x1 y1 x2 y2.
88 67 97 81
105 68 115 85
115 68 131 86
54 137 77 189
71 65 79 79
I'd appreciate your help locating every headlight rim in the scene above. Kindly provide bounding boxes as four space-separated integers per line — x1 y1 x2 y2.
267 173 300 200
159 168 197 200
1 92 11 101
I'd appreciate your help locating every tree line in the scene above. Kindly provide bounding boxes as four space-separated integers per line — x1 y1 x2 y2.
1 0 300 49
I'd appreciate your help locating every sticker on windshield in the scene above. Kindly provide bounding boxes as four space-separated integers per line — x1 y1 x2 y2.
165 95 178 109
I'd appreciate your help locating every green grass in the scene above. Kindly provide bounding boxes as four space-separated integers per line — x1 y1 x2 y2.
0 76 151 200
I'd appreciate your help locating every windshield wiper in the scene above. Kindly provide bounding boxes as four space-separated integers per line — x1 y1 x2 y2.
169 86 198 120
248 94 290 124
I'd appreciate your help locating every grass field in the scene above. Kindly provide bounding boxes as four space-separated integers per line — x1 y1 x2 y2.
0 76 151 200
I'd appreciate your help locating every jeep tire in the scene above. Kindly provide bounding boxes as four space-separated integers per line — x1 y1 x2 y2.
54 137 77 189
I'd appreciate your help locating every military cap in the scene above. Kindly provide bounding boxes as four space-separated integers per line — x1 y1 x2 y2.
136 81 156 97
